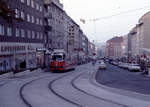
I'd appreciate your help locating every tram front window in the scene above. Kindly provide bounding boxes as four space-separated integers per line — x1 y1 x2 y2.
52 55 63 61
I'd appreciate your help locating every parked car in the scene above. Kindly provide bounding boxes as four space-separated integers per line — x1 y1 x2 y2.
128 63 140 72
122 63 130 69
112 61 118 66
99 62 106 70
118 62 123 68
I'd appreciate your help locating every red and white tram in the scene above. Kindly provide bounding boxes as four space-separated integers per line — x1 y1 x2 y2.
50 49 76 72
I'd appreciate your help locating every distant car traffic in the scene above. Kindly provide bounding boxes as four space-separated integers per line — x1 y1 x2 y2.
128 63 140 72
99 62 106 70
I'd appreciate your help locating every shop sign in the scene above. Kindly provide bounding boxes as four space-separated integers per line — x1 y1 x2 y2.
36 48 47 52
0 43 43 55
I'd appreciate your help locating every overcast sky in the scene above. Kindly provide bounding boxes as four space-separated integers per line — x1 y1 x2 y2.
60 0 150 43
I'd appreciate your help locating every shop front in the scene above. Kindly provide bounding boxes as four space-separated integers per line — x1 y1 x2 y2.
0 42 44 72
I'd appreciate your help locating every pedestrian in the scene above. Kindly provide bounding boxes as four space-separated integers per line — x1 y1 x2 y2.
92 60 96 66
140 57 145 73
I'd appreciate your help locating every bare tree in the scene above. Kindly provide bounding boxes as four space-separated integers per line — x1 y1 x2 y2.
0 0 23 23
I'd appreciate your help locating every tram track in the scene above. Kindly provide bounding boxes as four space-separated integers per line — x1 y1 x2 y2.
48 72 83 107
48 70 128 107
19 74 57 107
71 72 129 107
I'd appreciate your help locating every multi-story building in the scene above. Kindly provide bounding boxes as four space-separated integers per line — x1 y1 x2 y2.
121 35 128 57
137 12 150 56
78 30 89 62
127 11 150 59
106 36 123 59
68 19 80 63
88 41 96 58
0 0 45 72
44 0 64 50
130 27 138 56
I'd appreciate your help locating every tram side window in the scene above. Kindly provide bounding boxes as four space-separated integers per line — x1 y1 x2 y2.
52 55 63 61
63 54 66 60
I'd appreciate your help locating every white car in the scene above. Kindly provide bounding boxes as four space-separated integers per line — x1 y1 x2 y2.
122 63 130 69
128 63 140 72
99 62 106 70
118 62 123 68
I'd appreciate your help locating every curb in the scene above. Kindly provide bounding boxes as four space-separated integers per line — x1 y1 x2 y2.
0 68 42 80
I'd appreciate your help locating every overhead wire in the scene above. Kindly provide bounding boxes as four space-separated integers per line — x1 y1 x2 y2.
90 5 150 21
89 5 150 42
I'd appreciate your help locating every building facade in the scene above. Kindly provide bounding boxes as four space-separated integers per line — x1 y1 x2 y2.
0 0 45 71
44 0 64 50
106 37 123 59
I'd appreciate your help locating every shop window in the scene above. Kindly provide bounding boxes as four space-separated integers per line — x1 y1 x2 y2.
16 28 20 37
0 24 4 35
21 29 25 37
7 27 12 36
0 62 2 67
27 30 31 38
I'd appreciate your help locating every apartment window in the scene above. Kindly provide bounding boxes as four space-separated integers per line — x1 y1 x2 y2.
21 11 24 20
48 19 51 25
36 18 39 24
27 14 30 22
40 33 43 39
32 15 34 23
15 9 19 18
31 0 34 8
21 0 24 3
21 29 25 37
40 6 42 12
36 3 39 10
27 30 31 38
40 19 43 25
37 32 39 39
0 24 4 35
7 27 12 36
16 28 20 37
32 31 35 39
27 0 30 6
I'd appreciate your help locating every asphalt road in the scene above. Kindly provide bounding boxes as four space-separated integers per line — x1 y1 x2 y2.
96 63 150 95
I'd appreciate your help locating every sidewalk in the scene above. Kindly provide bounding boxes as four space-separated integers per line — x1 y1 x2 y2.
0 68 43 80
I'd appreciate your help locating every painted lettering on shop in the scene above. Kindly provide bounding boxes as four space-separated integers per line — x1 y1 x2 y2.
1 46 25 52
1 45 35 53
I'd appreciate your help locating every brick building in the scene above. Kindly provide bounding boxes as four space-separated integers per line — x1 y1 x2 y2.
106 36 123 59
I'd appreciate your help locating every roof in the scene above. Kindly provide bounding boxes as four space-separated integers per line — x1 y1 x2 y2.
107 36 123 43
139 11 150 21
